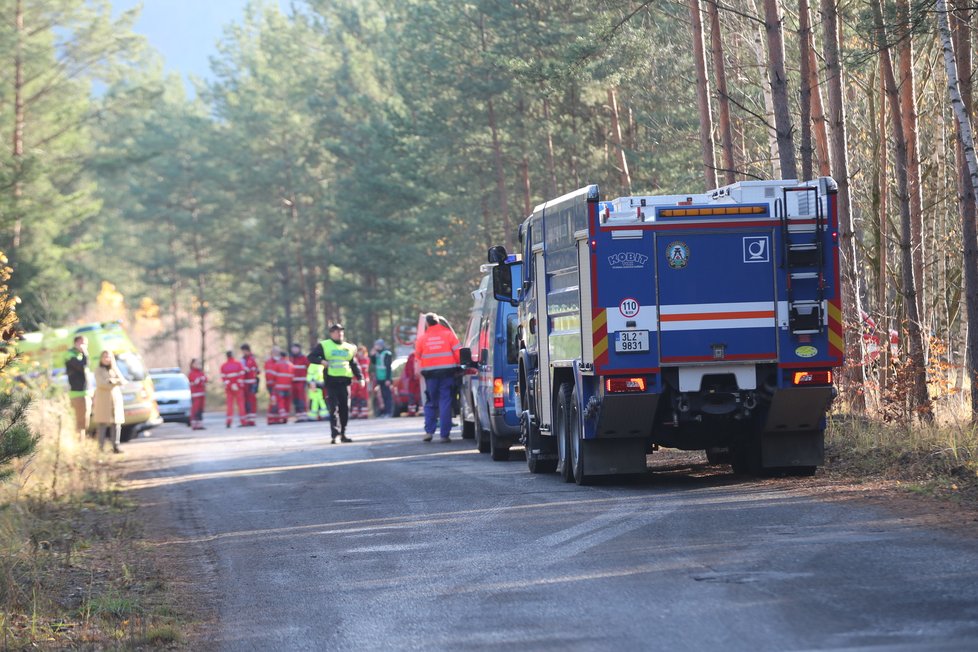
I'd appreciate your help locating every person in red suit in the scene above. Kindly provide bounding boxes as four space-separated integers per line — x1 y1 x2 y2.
289 343 309 421
220 350 246 428
188 358 207 430
350 344 371 418
265 347 284 424
274 351 294 424
403 352 421 416
240 343 260 426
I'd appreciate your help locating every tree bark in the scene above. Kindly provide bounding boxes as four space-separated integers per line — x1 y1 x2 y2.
11 0 25 258
480 17 512 250
876 67 889 391
805 10 831 177
486 96 511 250
874 0 931 419
798 0 814 181
747 0 779 177
896 0 926 324
283 148 319 347
542 96 559 197
689 0 718 189
607 87 633 194
762 0 797 180
708 0 736 185
942 0 978 421
821 0 866 411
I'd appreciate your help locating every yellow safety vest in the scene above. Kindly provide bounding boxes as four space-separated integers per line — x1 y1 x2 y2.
320 339 356 378
306 362 325 383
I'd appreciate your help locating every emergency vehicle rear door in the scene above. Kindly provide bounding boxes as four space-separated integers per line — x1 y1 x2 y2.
655 230 778 365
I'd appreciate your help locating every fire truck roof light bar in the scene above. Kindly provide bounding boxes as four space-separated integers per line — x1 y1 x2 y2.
658 205 768 218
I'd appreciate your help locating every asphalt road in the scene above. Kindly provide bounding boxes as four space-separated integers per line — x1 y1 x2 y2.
123 413 978 651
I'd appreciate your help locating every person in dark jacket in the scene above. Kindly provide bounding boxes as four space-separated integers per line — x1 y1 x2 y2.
308 324 364 443
370 339 394 417
64 335 90 438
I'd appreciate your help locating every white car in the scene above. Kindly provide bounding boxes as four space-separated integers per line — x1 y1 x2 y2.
149 368 192 425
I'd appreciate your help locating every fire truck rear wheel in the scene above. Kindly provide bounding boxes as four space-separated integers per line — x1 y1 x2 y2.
570 392 591 485
524 412 556 474
557 383 574 483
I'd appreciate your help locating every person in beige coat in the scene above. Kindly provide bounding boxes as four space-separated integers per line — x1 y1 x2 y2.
93 350 125 453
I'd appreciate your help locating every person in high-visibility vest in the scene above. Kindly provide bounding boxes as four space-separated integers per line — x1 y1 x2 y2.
306 362 327 420
308 323 363 443
414 313 461 442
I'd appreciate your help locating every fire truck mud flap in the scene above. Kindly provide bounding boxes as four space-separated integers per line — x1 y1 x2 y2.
579 439 650 477
758 387 832 468
762 387 833 432
593 394 659 438
760 430 824 468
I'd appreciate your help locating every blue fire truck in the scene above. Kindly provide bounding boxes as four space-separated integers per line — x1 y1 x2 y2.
489 177 842 484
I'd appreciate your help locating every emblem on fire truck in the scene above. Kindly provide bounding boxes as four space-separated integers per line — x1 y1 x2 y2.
665 241 690 269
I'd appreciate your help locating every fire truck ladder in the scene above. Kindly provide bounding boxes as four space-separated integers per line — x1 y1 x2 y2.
778 186 825 335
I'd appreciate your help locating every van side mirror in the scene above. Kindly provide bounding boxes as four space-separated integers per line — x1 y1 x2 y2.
459 347 474 367
480 348 489 363
492 263 518 306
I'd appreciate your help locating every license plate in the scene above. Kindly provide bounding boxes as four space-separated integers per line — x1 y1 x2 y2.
614 330 649 353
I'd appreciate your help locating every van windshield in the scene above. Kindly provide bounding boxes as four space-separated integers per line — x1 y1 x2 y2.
506 313 519 365
115 352 147 381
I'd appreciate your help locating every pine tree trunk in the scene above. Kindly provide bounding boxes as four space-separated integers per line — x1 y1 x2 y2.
486 96 511 250
762 0 797 180
876 68 890 391
821 0 866 412
897 0 926 324
542 97 559 197
746 0 779 177
874 0 931 419
806 12 831 177
11 0 25 258
480 17 511 250
708 0 736 185
941 0 978 421
798 0 814 181
282 270 293 350
283 166 318 347
607 88 633 194
689 0 717 188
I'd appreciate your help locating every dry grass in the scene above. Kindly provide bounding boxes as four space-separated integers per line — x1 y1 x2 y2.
826 407 978 503
0 397 191 649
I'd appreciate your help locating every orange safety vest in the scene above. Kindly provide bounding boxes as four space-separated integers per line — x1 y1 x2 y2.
415 323 461 373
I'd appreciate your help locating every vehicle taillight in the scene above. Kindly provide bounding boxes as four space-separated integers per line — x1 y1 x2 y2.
493 378 504 408
792 370 833 385
605 377 646 393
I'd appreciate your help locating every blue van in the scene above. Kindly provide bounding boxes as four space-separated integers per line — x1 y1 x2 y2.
460 265 522 461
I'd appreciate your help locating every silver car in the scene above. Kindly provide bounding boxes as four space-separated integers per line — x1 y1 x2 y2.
149 368 192 425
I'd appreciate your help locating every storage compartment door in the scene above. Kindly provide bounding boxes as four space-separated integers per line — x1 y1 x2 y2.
656 231 777 364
